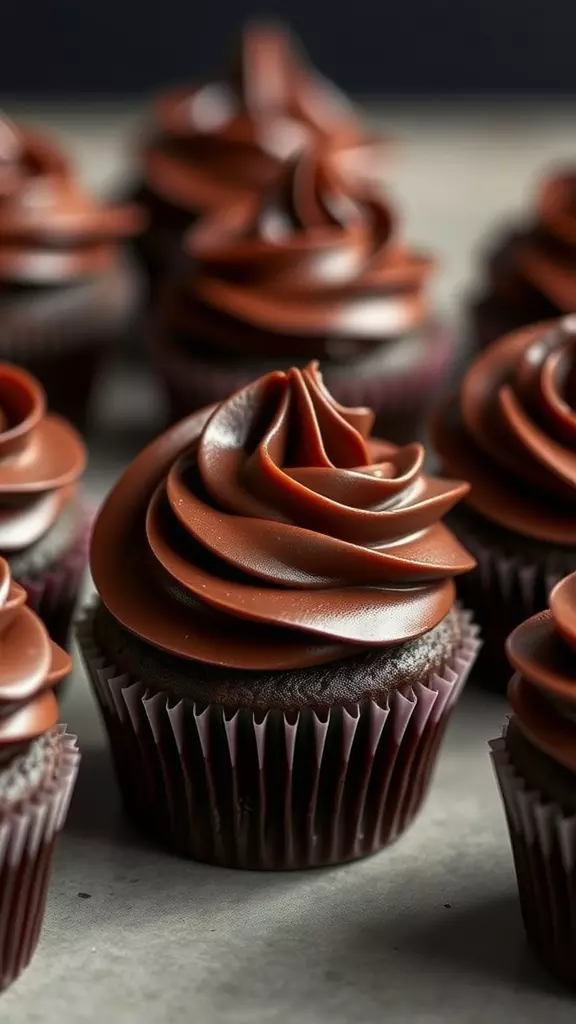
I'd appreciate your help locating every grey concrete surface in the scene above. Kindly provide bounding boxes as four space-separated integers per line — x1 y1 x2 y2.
4 101 576 1022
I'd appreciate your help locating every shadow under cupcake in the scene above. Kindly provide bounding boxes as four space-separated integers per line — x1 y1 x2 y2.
78 361 479 869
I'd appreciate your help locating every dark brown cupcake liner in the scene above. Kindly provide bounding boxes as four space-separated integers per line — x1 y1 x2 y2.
153 320 456 444
15 512 91 651
452 515 576 691
491 730 576 987
77 607 480 870
0 728 80 992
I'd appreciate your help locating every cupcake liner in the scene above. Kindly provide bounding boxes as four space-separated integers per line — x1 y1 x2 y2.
15 513 91 651
0 728 80 992
453 516 576 691
491 731 576 986
153 321 456 444
77 607 480 870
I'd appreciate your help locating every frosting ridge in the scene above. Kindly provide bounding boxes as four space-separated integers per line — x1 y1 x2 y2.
0 556 70 744
433 315 576 545
0 363 86 550
0 115 142 283
91 361 474 670
142 22 386 217
507 571 576 772
161 149 433 359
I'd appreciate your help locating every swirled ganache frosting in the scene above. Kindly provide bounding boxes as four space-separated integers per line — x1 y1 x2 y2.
0 115 142 284
485 170 576 316
0 363 85 551
0 556 70 746
141 22 386 216
91 362 475 671
506 572 576 773
162 149 434 360
432 315 576 546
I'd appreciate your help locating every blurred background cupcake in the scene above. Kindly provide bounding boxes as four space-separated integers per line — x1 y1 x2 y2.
0 115 142 434
0 557 80 992
78 362 479 869
471 168 576 350
432 314 576 688
130 20 387 293
0 363 88 650
150 148 452 442
491 572 576 986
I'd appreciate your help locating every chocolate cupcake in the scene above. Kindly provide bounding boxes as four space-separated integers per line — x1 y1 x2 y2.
491 572 576 986
0 115 142 433
0 362 88 650
78 362 479 869
471 169 576 349
0 557 80 991
151 148 452 443
432 314 576 688
132 21 385 288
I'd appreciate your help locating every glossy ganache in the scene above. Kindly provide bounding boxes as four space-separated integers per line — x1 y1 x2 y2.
433 315 576 546
0 115 141 284
507 571 576 774
0 363 85 550
161 150 433 360
91 362 474 671
482 170 576 320
0 556 70 745
141 22 384 217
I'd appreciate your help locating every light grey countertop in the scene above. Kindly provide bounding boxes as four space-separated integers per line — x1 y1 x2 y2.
4 100 576 1023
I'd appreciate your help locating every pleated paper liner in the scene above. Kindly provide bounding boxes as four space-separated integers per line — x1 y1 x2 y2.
16 513 91 652
78 607 480 870
0 728 80 992
490 731 576 987
453 517 576 692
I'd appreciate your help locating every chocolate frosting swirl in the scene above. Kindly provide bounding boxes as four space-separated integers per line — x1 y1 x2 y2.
0 556 70 744
162 149 433 359
507 571 576 772
433 315 576 546
0 115 141 284
142 22 386 217
487 169 576 314
91 362 474 671
0 363 85 551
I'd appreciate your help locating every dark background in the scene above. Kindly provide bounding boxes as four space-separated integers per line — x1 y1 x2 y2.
4 0 576 96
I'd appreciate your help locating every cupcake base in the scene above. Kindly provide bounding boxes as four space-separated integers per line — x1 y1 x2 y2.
0 259 141 434
150 319 456 445
491 725 576 987
0 728 80 992
77 606 479 870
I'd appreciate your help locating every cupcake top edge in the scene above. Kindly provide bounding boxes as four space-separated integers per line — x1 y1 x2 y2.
507 570 576 773
0 113 143 285
91 360 475 672
0 361 86 551
432 314 576 546
0 556 68 746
